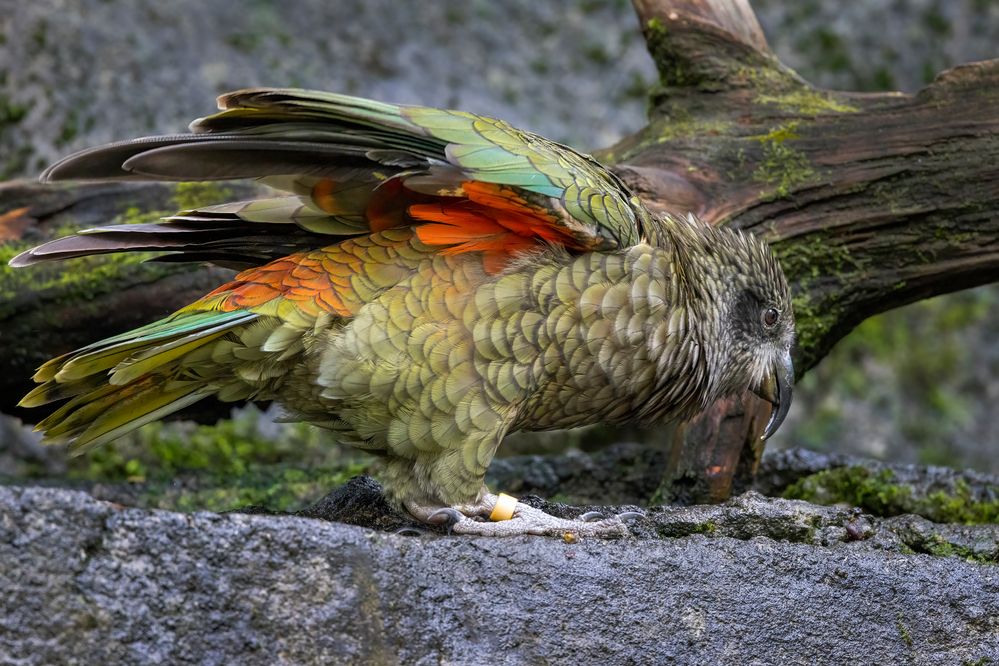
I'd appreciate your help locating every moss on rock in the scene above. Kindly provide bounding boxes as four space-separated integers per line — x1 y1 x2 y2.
783 466 999 525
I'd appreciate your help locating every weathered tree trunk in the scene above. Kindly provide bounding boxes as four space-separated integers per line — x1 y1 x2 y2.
615 0 999 502
0 0 996 503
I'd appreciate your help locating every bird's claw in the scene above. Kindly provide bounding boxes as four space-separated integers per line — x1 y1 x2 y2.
405 494 635 538
426 507 465 533
393 525 429 537
578 509 644 523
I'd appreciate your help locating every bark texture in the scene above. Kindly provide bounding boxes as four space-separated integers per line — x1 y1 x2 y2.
618 0 999 372
612 0 999 502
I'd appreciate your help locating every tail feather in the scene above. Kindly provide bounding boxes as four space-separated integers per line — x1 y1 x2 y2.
39 377 212 454
107 313 256 385
35 382 124 438
31 311 254 384
70 380 212 453
18 373 108 409
24 309 258 451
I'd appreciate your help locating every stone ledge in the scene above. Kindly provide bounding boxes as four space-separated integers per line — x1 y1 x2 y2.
2 484 997 665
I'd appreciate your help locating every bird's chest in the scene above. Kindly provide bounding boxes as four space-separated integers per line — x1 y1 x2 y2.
516 250 700 430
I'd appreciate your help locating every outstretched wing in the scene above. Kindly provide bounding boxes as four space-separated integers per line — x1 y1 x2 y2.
18 88 647 273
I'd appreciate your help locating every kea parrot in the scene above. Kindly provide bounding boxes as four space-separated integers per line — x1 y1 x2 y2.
11 89 795 537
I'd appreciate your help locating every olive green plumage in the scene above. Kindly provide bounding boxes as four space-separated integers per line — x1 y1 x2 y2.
12 88 795 518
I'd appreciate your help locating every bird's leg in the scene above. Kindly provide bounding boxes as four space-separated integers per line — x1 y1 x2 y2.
404 492 639 538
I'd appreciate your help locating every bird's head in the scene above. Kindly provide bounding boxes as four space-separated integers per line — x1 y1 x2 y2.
668 216 796 439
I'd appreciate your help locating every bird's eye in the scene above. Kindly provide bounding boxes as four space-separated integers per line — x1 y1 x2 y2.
762 307 779 328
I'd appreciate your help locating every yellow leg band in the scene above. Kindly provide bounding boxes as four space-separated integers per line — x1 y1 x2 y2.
489 493 517 522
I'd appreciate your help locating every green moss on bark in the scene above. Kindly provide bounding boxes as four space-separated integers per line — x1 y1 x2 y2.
172 181 234 210
0 204 188 320
750 122 818 200
756 89 859 115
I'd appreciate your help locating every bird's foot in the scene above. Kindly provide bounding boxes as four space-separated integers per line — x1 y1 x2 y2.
404 493 640 538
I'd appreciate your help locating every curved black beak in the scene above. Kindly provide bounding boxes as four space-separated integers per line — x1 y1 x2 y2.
754 350 794 440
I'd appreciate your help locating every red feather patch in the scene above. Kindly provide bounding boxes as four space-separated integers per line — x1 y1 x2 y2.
410 181 579 272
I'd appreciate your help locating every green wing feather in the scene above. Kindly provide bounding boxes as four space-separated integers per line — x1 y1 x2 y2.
37 88 646 253
200 89 645 248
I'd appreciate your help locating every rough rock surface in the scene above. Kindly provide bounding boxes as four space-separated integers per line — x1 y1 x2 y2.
2 484 998 665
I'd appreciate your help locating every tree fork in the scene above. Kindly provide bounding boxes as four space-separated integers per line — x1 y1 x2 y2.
614 0 999 503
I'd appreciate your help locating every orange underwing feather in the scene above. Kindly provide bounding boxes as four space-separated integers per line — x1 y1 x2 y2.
310 178 343 214
408 181 584 272
365 177 456 233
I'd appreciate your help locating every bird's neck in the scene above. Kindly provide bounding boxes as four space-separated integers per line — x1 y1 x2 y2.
646 221 738 414
659 223 750 406
604 242 726 423
515 239 728 430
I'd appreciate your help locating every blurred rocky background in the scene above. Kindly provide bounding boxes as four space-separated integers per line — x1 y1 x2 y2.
1 0 997 511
